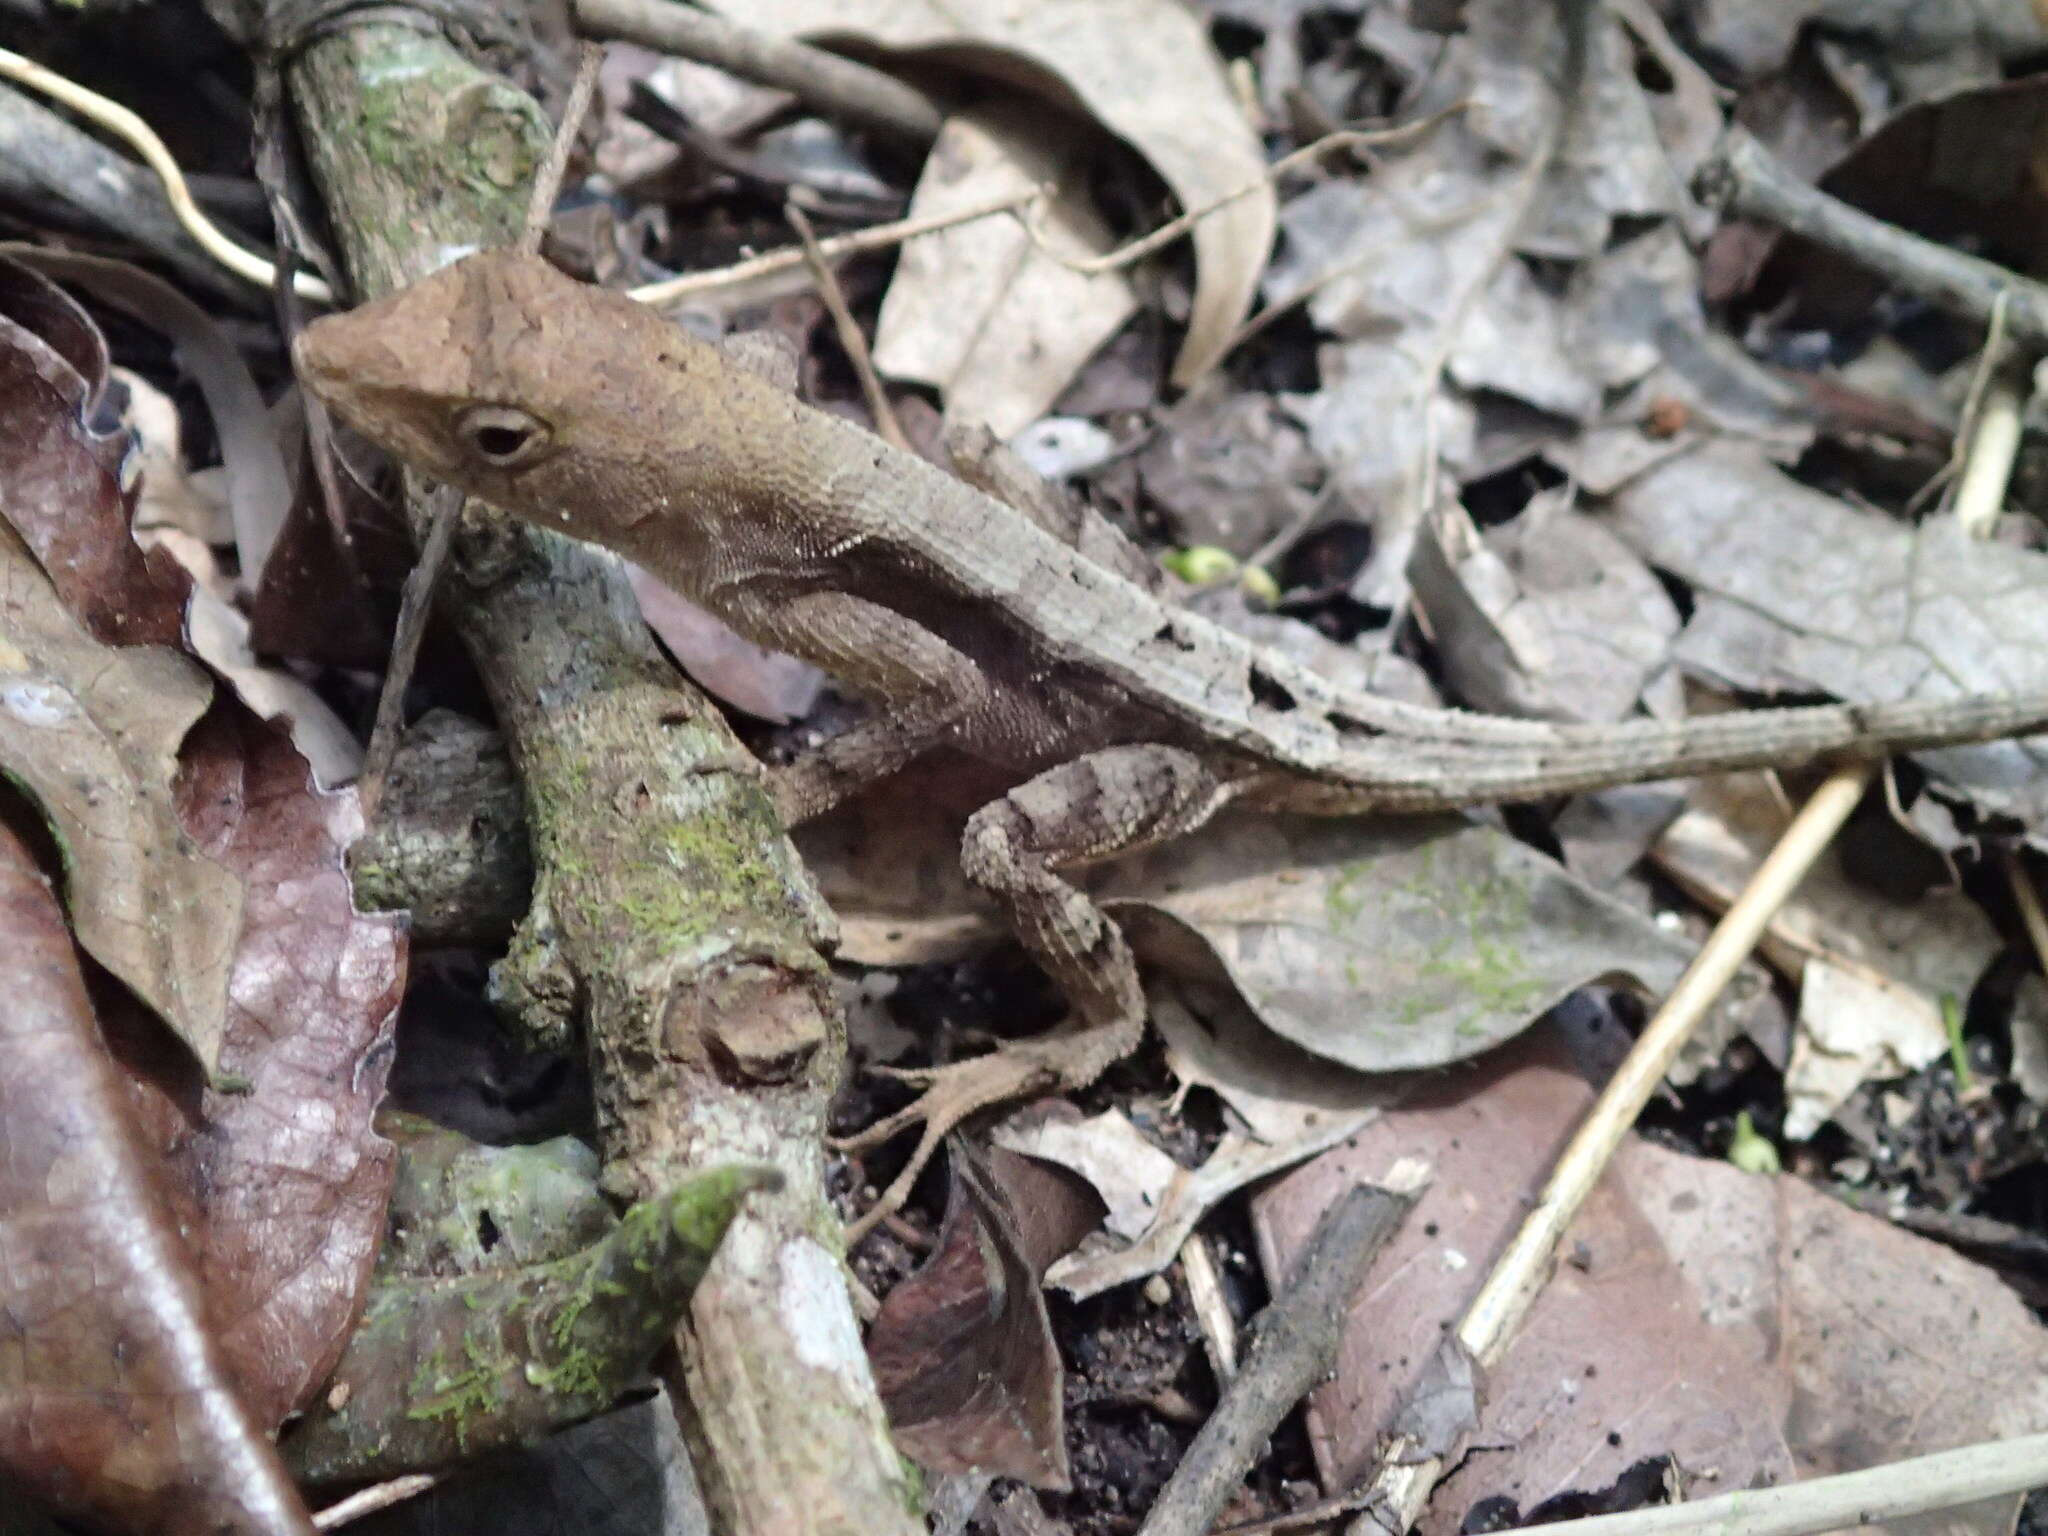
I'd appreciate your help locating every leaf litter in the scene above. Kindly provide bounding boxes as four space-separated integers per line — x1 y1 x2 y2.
10 0 2048 1529
0 254 410 1529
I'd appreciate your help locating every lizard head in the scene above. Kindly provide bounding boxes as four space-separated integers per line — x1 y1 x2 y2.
293 250 696 531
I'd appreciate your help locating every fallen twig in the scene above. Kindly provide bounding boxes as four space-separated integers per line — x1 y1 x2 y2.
572 0 945 143
1139 1163 1427 1536
627 186 1044 306
1695 127 2048 350
353 487 463 825
787 201 910 452
361 47 603 821
1941 290 2019 536
346 712 530 946
0 43 1030 319
2008 847 2048 983
288 19 918 1534
311 1474 437 1530
1178 1234 1240 1384
520 42 604 255
1477 1431 2048 1536
0 81 248 304
1024 114 1460 278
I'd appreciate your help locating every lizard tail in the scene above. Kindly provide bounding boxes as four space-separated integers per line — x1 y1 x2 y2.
1324 691 2048 815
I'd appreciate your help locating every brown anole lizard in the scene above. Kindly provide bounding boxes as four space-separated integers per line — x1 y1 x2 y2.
296 251 2048 1231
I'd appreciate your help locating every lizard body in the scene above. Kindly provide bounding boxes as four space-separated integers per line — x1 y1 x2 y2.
297 251 2048 1232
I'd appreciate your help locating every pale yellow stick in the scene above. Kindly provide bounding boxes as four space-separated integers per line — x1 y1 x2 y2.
626 188 1045 307
1022 113 1462 277
0 47 1043 316
2006 848 2048 979
1350 762 1876 1536
0 47 333 302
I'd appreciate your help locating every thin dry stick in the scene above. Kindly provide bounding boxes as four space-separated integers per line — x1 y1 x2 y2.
1177 1233 1240 1383
312 1473 438 1530
1023 113 1461 278
1234 1428 2048 1536
1350 761 1877 1536
1951 376 2025 539
1450 1431 2048 1536
627 187 1043 307
354 487 464 822
1941 372 2023 540
786 202 909 453
520 43 604 255
1139 1162 1428 1536
1698 128 2048 348
2007 849 2048 979
357 64 605 817
1927 287 2017 532
573 0 943 143
0 43 1034 324
0 47 332 302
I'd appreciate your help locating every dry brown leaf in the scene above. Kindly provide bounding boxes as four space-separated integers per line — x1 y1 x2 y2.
703 0 1271 384
871 102 1137 437
991 1063 1377 1299
1604 441 2048 822
0 814 314 1535
0 517 240 1072
9 250 292 588
1096 812 1694 1073
1253 1027 2048 1535
807 792 1694 1079
868 1142 1097 1486
1408 496 1682 725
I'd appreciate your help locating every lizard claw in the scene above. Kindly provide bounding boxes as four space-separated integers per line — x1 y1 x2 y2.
836 1039 1072 1244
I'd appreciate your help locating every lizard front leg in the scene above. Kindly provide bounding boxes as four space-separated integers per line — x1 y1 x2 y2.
840 744 1241 1241
746 592 988 823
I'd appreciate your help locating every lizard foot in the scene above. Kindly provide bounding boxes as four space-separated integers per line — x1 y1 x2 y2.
834 1033 1093 1244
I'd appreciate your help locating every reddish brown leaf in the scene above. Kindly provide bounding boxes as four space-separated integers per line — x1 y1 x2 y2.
868 1140 1099 1486
0 250 403 1529
246 456 406 669
0 254 186 647
113 706 404 1426
0 813 315 1534
1253 1025 2048 1535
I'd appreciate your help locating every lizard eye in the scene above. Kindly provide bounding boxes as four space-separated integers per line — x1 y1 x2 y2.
454 404 554 469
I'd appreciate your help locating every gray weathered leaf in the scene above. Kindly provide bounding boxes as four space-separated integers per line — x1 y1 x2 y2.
1408 496 1681 724
1604 441 2048 820
871 102 1137 438
1095 812 1693 1073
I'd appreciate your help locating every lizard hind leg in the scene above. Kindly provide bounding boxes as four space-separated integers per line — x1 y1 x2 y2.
838 745 1240 1242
